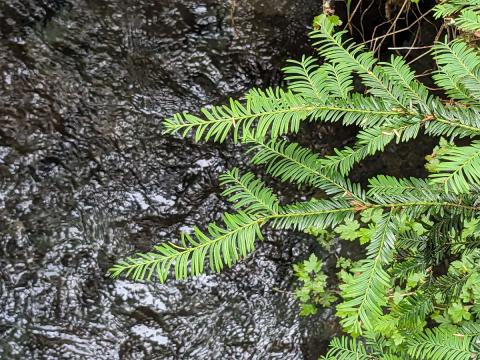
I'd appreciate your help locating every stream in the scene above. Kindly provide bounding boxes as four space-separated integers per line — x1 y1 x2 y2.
0 1 345 359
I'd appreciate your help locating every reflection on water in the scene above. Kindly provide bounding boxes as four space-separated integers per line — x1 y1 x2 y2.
0 1 339 359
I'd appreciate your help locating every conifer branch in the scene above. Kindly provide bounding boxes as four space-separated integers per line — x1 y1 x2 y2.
113 9 480 358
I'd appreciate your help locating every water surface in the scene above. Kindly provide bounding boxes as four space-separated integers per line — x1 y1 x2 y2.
0 1 341 359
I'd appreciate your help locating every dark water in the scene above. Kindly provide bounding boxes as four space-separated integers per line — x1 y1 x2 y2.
0 1 345 359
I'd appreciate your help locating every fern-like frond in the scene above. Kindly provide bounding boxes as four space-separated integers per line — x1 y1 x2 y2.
380 55 431 108
310 16 407 110
110 197 360 282
272 198 355 231
247 88 318 140
219 168 280 215
320 146 359 177
367 211 397 263
247 136 366 202
164 90 413 144
394 294 434 329
320 118 421 176
425 104 480 138
434 0 480 18
337 258 391 335
458 322 480 337
283 55 328 101
322 62 354 99
392 255 426 280
110 212 263 281
368 176 441 204
276 192 476 235
316 94 408 128
320 127 395 177
407 327 473 360
430 141 480 194
321 337 370 360
164 88 315 142
456 9 480 32
337 212 396 335
366 178 476 222
321 115 421 176
432 39 480 104
368 175 428 197
314 16 480 140
430 270 472 303
247 137 321 185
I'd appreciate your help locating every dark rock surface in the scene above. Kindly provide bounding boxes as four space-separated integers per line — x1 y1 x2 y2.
0 1 343 359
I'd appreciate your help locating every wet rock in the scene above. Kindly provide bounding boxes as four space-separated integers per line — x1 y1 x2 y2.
0 0 340 359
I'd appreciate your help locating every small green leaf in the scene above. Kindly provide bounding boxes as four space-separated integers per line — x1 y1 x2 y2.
327 15 342 26
360 208 384 224
406 272 425 289
304 254 322 274
393 289 403 305
447 302 471 324
358 226 375 245
300 303 318 316
335 219 361 241
295 287 311 303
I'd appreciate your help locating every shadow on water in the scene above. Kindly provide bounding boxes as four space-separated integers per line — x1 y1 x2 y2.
0 1 346 359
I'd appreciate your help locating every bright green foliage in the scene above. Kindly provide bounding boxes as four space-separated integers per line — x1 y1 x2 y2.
335 219 361 241
456 9 480 32
336 211 397 335
293 254 336 316
434 0 480 19
111 2 480 359
109 211 263 281
408 328 473 360
305 226 336 249
320 337 370 360
325 212 480 357
246 135 366 202
434 1 480 34
219 168 280 215
432 39 480 104
429 141 480 194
